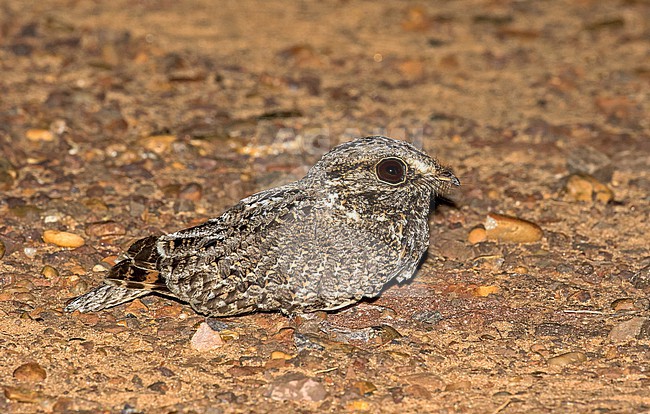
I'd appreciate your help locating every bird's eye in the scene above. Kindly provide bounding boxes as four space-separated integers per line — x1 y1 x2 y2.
376 158 407 185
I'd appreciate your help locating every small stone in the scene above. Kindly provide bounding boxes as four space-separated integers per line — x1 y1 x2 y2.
473 285 500 297
611 298 635 312
351 380 377 396
388 386 404 403
191 322 224 351
73 311 99 326
25 128 54 142
484 213 543 243
444 380 471 391
13 362 47 382
402 384 431 399
346 400 371 411
14 292 36 304
467 226 487 244
0 240 5 259
401 6 431 32
403 372 444 391
85 221 127 238
178 183 203 202
147 381 168 394
397 59 425 79
153 304 183 319
566 145 613 182
40 265 59 279
92 263 110 272
270 351 294 360
267 373 327 402
547 351 587 367
227 366 264 377
42 230 85 248
140 135 176 154
70 280 89 296
412 310 444 325
563 173 614 203
608 317 648 342
3 386 44 403
370 325 402 345
218 330 240 342
124 299 149 315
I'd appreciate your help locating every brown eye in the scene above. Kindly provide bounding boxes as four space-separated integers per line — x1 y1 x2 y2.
376 158 407 185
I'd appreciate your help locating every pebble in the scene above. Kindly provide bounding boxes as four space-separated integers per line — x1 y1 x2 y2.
42 230 85 248
147 381 168 394
473 285 500 297
85 221 126 238
444 380 471 391
153 304 183 319
402 384 431 399
566 145 613 182
608 317 648 342
13 362 47 382
23 247 37 258
40 265 59 279
350 380 377 396
190 322 224 351
0 240 5 259
270 351 294 360
411 310 444 325
70 280 89 296
3 386 44 403
346 400 371 411
563 173 613 203
611 298 635 312
25 128 54 142
124 299 149 315
267 373 328 402
484 213 543 243
140 135 176 154
14 292 36 304
467 226 487 244
178 183 203 202
388 386 404 403
547 351 587 367
371 325 402 345
403 372 445 391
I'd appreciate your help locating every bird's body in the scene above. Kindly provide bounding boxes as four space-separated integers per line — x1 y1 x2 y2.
65 136 459 316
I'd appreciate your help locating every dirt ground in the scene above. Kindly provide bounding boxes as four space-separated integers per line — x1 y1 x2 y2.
1 0 649 413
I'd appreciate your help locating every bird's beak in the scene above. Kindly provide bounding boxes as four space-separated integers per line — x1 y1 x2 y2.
436 167 460 187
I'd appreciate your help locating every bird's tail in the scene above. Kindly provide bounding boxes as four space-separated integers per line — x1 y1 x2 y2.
64 235 170 313
64 284 149 313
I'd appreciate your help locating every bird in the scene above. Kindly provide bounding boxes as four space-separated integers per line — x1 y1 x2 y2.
64 136 459 317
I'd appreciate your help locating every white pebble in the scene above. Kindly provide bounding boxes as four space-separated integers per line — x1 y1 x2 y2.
24 247 37 258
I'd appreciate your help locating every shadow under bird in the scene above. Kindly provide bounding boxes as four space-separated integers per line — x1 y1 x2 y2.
65 136 459 317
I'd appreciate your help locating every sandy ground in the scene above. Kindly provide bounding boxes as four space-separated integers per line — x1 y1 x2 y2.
1 0 649 413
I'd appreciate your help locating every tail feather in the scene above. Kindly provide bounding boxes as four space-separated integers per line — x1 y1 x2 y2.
64 284 149 313
64 235 172 313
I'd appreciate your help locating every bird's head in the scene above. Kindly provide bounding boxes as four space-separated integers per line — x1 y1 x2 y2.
306 136 459 201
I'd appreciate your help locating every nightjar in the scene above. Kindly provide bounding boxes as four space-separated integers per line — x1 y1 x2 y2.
65 136 459 316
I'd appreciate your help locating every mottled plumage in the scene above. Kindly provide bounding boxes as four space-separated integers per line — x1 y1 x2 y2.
65 136 459 316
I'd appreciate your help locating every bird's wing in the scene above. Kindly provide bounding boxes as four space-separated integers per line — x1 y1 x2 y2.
104 235 170 292
155 185 312 310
